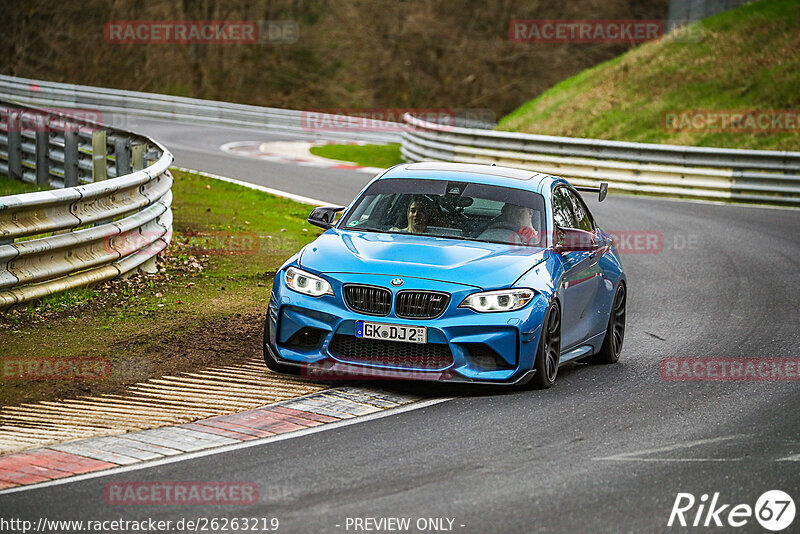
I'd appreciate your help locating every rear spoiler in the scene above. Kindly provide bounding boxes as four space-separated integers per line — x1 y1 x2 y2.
575 183 608 202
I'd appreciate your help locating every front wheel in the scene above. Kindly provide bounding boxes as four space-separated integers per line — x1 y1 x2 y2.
585 284 626 364
531 302 561 389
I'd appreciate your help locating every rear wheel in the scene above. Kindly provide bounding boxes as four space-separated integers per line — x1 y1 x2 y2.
531 302 561 389
585 284 626 364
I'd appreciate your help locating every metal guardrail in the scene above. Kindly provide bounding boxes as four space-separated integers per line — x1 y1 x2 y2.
0 75 401 144
401 113 800 206
0 100 173 310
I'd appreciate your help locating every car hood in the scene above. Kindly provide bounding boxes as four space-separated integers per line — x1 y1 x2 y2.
299 230 548 290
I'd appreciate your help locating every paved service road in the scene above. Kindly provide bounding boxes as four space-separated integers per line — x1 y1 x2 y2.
3 118 799 533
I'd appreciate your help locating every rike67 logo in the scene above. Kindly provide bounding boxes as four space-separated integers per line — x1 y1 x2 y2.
668 490 795 531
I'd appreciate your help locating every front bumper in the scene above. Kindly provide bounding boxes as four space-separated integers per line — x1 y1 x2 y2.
266 270 548 384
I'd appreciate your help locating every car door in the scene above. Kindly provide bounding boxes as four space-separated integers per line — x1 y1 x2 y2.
553 187 603 349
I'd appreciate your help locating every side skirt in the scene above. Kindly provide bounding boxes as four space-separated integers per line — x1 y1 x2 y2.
560 331 606 364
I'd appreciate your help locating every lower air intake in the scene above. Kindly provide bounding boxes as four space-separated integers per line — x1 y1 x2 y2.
329 334 453 371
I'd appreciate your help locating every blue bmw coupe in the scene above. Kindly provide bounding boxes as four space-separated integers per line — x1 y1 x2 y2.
263 162 626 388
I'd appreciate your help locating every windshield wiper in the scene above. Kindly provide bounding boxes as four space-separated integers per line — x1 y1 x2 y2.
341 227 541 247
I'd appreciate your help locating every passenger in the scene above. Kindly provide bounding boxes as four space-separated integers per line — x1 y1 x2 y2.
479 203 540 245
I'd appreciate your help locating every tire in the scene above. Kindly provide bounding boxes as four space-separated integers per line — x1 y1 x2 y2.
263 317 301 375
530 302 562 389
584 284 626 365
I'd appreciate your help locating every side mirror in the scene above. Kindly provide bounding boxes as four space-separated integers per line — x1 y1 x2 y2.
308 206 346 229
554 227 599 253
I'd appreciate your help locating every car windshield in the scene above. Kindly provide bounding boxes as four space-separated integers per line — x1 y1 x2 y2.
339 178 546 247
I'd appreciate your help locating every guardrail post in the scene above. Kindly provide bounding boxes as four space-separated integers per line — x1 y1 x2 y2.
91 129 107 182
131 142 145 171
143 149 160 168
35 115 51 186
7 111 22 181
63 124 79 187
139 256 159 274
115 137 132 176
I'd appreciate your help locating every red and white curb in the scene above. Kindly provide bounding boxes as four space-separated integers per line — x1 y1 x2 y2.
0 387 429 492
220 140 384 174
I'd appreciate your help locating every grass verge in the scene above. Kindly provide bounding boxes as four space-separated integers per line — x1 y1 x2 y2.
0 169 319 407
497 0 800 151
0 175 49 196
309 143 403 168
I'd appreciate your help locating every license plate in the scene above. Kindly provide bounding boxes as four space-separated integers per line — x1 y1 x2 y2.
356 321 427 344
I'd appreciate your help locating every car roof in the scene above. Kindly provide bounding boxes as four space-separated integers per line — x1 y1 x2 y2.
379 162 564 195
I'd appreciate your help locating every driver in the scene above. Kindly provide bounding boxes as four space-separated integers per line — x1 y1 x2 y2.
391 195 436 234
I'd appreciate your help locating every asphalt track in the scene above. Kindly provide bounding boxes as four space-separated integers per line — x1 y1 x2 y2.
2 117 799 533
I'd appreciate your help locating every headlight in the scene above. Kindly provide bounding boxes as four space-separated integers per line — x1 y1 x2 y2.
459 288 534 313
284 267 333 297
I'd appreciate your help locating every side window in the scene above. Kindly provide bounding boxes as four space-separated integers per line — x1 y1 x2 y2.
565 189 594 232
552 188 576 229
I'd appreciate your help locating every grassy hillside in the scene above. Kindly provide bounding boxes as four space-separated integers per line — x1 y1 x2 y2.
497 0 800 151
